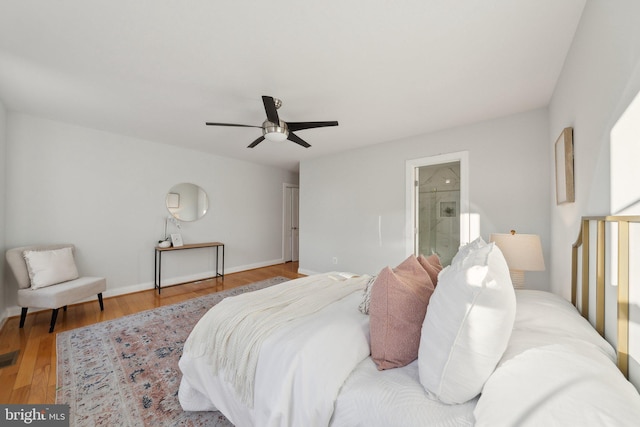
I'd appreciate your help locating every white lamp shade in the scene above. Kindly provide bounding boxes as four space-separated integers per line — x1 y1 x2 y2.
489 233 545 272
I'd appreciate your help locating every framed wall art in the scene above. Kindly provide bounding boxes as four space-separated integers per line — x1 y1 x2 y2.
555 127 575 204
439 201 457 218
167 192 180 209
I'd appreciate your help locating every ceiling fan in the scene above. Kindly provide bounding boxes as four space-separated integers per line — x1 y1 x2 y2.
206 96 338 148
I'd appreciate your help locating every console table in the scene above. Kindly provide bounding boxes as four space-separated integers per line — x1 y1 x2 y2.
154 242 224 294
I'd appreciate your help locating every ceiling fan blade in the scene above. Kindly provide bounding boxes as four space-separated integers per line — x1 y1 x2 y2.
248 135 265 148
262 96 280 124
287 132 311 148
206 122 262 128
287 121 339 132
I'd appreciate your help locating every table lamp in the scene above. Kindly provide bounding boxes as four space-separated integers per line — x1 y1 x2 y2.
489 230 545 289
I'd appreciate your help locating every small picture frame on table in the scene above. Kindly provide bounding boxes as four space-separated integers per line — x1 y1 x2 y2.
171 233 184 247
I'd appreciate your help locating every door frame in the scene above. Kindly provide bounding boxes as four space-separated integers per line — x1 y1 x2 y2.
405 151 471 258
282 183 299 262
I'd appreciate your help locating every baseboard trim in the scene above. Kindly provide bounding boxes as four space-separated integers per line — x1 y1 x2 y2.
297 268 321 276
5 258 286 319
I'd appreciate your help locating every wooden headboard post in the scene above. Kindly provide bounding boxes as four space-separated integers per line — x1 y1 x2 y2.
582 218 590 320
571 215 640 379
618 219 630 378
596 219 605 335
571 222 581 307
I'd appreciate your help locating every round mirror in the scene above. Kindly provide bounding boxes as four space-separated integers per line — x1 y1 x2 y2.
166 183 209 222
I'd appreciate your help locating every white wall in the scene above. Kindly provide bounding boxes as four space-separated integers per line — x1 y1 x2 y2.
3 113 297 313
0 100 6 327
549 0 640 298
549 0 640 389
300 108 551 289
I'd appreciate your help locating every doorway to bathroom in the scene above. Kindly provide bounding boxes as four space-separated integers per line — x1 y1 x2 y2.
406 151 470 266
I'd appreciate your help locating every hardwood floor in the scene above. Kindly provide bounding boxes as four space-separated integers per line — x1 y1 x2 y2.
0 262 303 405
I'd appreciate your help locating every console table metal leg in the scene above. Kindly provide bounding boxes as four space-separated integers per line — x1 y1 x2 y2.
215 245 225 278
154 250 163 294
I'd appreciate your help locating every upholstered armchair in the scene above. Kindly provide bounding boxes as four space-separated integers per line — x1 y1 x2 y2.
6 243 106 333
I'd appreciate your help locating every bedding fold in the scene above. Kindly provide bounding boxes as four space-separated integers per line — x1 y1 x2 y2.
180 272 372 426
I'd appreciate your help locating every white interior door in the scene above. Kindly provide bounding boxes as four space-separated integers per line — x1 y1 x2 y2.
283 184 300 262
291 187 299 262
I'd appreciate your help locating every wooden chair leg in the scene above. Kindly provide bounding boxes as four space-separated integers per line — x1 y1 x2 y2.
19 307 28 328
98 293 104 311
49 308 59 333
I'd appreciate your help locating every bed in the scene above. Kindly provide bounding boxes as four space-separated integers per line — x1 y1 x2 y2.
178 216 640 426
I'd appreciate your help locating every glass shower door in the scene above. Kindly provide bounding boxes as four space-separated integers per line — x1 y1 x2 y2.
416 161 461 266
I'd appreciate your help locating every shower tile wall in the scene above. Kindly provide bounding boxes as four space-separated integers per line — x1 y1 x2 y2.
418 162 460 266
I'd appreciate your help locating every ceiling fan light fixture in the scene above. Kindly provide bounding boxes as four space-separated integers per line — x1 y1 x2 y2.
263 120 289 142
206 96 337 148
264 132 288 142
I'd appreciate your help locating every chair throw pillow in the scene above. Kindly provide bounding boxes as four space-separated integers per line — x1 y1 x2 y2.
23 247 80 290
370 255 435 370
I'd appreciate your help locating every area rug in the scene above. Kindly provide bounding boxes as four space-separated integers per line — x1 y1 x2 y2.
56 277 289 427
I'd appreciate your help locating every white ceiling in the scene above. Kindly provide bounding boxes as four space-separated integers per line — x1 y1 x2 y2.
0 0 586 172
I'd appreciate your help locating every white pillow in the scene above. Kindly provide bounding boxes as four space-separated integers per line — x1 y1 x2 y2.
474 341 640 426
23 247 80 290
418 242 515 404
450 236 487 266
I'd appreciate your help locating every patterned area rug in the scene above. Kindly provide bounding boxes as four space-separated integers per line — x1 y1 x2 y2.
56 277 289 426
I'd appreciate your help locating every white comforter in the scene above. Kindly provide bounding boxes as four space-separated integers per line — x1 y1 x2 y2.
179 273 372 427
180 277 640 427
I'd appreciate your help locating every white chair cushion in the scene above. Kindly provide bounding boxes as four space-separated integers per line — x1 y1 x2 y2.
17 276 106 309
23 247 79 289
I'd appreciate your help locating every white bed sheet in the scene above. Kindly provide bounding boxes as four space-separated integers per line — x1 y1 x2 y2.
331 358 476 427
501 290 617 364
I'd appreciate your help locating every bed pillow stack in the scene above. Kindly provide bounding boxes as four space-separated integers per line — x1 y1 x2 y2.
369 254 442 370
418 237 516 404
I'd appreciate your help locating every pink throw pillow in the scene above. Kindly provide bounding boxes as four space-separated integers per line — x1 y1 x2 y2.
370 255 435 370
417 254 443 287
